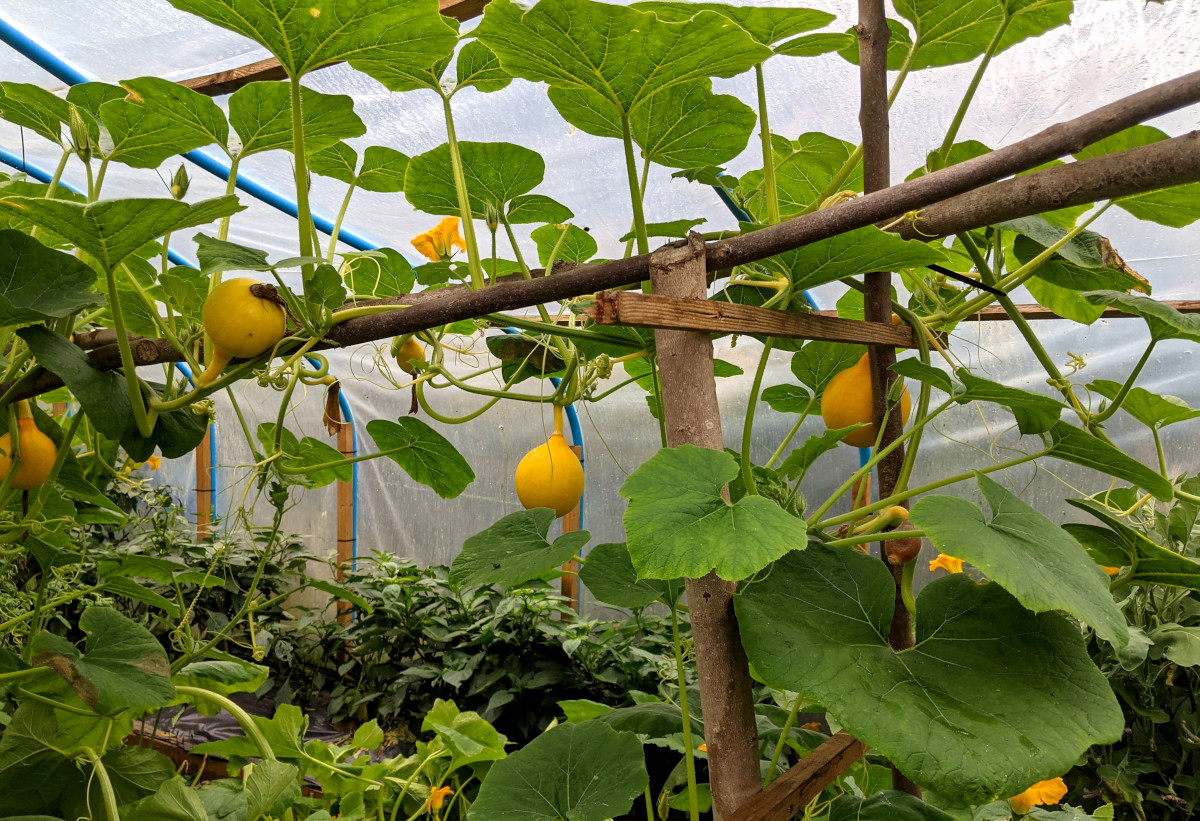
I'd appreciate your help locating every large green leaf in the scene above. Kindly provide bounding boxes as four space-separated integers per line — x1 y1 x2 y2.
95 93 220 169
0 229 102 326
1087 381 1200 429
760 383 814 414
343 248 414 299
772 225 947 291
507 194 574 225
366 417 475 499
60 746 176 821
632 3 833 48
0 82 70 144
778 425 865 480
245 760 302 820
164 0 458 83
174 660 270 698
738 132 860 219
1025 276 1104 325
737 543 1123 804
531 223 597 266
774 31 857 57
828 791 958 821
1083 291 1200 343
468 720 647 821
1046 421 1173 501
228 82 366 157
121 76 230 153
356 146 411 193
620 445 807 580
1074 125 1200 227
405 141 545 218
451 508 591 587
19 326 131 441
910 474 1127 648
0 702 109 814
633 82 756 170
0 196 242 272
895 0 1071 71
476 0 770 125
30 607 173 714
578 542 675 609
455 39 513 94
1065 498 1200 591
257 423 350 488
1013 235 1147 294
124 776 209 821
791 341 865 398
955 370 1066 435
422 699 509 770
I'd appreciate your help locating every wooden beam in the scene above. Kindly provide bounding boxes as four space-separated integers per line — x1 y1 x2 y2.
559 445 583 615
964 300 1200 322
727 733 867 821
179 0 491 96
588 291 919 348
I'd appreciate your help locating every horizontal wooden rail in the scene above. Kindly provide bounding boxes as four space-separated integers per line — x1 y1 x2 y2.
727 732 867 821
179 0 490 96
588 291 918 347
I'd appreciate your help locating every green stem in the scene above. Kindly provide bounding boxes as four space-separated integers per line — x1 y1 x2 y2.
620 113 650 258
644 787 656 821
175 686 276 760
824 528 927 550
935 18 1010 164
763 695 802 787
816 449 1046 530
502 215 556 326
87 749 123 821
217 155 241 245
900 559 917 617
441 93 484 289
755 64 780 225
891 305 932 495
1093 339 1157 424
649 357 668 447
1153 427 1168 478
741 338 776 495
327 180 358 262
416 381 503 425
488 313 640 349
765 398 816 469
91 158 110 201
289 78 317 291
671 605 700 821
623 157 652 259
103 267 156 438
30 149 71 243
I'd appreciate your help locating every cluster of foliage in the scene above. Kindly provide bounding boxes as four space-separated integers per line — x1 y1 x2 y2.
0 0 1198 819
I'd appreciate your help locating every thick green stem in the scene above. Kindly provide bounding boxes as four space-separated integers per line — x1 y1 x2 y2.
1153 427 1168 478
756 64 780 224
765 398 815 469
87 749 123 821
623 157 653 259
671 605 701 821
441 94 484 289
91 158 110 201
741 338 776 495
935 19 1010 164
824 528 927 550
289 79 317 290
620 113 650 259
216 155 241 246
175 686 276 760
416 382 503 425
1094 339 1157 424
104 267 156 437
29 150 71 244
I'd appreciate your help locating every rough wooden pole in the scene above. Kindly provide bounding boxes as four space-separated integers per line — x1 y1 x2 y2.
559 444 583 614
650 233 761 820
195 426 212 540
858 0 920 798
330 400 356 625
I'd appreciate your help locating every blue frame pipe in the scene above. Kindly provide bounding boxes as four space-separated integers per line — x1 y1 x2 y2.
0 14 379 252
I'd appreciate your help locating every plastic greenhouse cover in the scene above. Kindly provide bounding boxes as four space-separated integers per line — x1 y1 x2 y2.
0 0 1198 614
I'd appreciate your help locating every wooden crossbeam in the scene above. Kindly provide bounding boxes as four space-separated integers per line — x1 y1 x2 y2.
179 0 491 96
587 290 919 348
727 732 867 821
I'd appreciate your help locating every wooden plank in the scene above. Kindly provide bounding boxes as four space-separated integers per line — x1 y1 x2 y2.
196 427 213 541
588 291 918 349
964 300 1200 322
332 397 356 626
179 0 490 96
726 732 867 821
559 445 583 615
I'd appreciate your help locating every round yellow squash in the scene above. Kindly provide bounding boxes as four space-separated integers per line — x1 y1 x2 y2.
820 353 911 449
0 401 57 490
514 404 584 518
198 278 286 385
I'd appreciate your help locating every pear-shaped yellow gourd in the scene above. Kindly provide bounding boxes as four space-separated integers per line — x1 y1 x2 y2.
514 404 584 518
198 278 286 386
821 353 911 448
393 335 425 375
0 401 58 490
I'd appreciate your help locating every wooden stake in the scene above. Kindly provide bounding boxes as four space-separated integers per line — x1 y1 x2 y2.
650 234 761 821
196 426 212 541
327 398 357 625
559 445 583 614
726 733 867 821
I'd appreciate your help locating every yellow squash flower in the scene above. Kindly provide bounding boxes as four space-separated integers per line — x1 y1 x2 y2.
801 721 822 732
411 217 467 262
696 743 707 752
146 455 162 470
425 785 454 814
1009 777 1068 815
1099 565 1121 576
928 554 963 574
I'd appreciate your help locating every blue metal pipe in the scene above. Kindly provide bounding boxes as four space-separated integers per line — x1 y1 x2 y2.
0 147 195 268
0 14 380 252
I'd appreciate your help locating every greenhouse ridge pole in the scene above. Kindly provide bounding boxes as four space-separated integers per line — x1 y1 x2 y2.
650 234 761 821
858 0 920 797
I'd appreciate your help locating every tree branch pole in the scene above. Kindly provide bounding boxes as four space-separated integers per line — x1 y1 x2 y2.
650 234 761 820
6 128 1200 403
858 0 920 798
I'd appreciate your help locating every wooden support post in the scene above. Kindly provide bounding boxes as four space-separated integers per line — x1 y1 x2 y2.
51 402 67 417
195 426 213 541
650 234 761 821
333 404 356 625
559 445 583 613
726 733 867 821
858 0 920 798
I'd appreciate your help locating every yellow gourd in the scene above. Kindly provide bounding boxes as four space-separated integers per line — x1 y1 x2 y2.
514 404 584 518
0 401 57 490
198 278 286 386
393 335 426 375
820 353 911 448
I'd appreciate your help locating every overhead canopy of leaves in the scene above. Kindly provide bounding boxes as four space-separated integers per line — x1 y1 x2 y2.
406 141 546 219
894 0 1072 71
737 543 1123 804
228 82 366 157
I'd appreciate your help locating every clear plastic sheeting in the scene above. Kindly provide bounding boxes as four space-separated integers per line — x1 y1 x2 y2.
2 0 1200 614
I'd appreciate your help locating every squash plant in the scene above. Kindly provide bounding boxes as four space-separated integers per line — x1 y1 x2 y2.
0 0 1198 819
